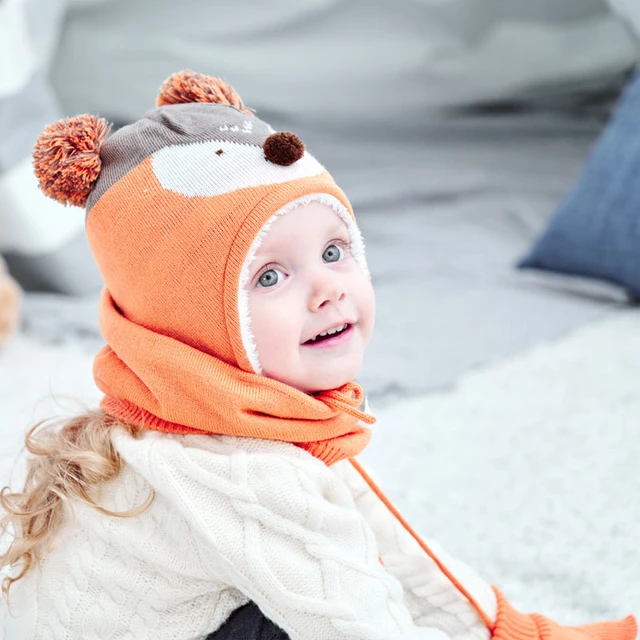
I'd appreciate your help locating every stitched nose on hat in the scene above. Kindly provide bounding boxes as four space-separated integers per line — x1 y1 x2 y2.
263 132 305 166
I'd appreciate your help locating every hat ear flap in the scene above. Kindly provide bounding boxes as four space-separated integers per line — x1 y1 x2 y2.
33 115 110 208
156 69 254 116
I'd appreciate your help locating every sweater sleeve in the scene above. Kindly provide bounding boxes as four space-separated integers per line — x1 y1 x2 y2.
335 461 638 640
127 433 450 640
333 459 496 640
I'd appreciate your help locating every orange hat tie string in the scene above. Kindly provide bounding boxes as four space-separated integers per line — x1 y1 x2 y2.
348 457 496 632
315 382 376 425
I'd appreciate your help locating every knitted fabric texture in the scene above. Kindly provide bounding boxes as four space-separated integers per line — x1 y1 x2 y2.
2 431 493 639
490 589 636 640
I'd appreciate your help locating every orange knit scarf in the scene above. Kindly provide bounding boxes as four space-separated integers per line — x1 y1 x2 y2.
95 288 374 466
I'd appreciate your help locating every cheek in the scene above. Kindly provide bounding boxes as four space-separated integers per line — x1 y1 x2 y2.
249 293 301 356
359 280 376 342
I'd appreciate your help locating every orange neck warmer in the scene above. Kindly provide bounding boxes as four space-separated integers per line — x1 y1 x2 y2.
95 287 373 466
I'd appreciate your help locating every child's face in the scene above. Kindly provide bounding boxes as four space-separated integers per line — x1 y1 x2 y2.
247 202 375 393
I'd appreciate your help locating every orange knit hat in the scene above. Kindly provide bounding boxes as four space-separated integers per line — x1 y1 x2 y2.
33 70 374 465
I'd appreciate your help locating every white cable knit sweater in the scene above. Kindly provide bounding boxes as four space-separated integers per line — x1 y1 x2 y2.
1 430 497 639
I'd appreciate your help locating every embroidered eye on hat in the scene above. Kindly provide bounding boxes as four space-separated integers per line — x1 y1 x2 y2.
32 70 374 465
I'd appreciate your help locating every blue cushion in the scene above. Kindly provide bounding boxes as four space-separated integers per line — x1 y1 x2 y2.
518 69 640 299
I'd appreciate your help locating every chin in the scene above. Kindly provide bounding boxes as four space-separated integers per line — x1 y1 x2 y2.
266 355 364 395
307 364 362 394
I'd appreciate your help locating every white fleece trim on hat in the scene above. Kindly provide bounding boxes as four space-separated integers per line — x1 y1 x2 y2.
238 193 368 375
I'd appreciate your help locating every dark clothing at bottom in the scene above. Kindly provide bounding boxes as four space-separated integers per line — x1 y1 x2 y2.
205 602 291 640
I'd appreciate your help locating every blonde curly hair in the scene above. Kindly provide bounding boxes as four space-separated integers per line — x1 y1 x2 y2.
0 410 154 600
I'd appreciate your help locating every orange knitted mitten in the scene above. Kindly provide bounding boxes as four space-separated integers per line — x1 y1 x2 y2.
492 588 637 640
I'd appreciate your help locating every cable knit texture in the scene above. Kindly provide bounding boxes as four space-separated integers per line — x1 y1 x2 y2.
1 430 490 639
332 462 495 640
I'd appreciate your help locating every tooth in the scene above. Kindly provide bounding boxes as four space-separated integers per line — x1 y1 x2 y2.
313 324 349 341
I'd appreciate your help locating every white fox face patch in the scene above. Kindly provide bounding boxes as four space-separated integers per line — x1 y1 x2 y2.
151 139 325 197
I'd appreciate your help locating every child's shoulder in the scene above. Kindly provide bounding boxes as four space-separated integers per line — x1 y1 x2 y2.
111 427 340 488
112 427 316 459
108 428 358 527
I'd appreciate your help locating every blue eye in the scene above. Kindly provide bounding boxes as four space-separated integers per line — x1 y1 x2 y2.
257 268 285 288
323 244 344 263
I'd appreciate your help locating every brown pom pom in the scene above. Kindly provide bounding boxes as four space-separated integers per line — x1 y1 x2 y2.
157 70 254 116
263 132 305 166
33 115 110 208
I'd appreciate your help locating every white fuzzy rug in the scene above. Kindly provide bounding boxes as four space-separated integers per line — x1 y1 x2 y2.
364 309 640 626
0 333 100 486
2 309 639 629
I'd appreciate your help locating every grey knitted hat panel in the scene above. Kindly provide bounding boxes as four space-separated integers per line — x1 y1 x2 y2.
87 103 272 211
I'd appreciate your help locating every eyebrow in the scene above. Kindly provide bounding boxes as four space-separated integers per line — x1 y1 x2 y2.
251 218 349 267
329 218 349 234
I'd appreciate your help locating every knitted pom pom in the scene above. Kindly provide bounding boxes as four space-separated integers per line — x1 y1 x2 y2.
157 70 254 116
33 115 110 208
263 132 305 166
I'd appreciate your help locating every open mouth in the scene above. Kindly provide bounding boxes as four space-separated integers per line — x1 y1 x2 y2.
303 323 352 345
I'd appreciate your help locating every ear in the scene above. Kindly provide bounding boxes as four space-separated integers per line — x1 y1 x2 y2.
33 115 111 208
156 69 254 116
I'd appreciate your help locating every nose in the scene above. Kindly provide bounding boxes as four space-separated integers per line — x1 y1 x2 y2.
308 269 347 312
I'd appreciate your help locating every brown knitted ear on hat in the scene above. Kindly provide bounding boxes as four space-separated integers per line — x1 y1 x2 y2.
157 70 254 116
263 132 305 166
33 115 111 208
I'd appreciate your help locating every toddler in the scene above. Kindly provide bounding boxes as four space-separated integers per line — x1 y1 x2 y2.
0 71 636 640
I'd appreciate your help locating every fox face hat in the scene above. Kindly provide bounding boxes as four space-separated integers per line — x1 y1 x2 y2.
33 70 373 464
